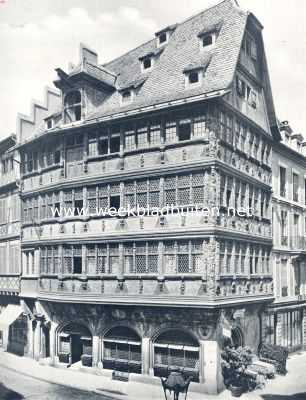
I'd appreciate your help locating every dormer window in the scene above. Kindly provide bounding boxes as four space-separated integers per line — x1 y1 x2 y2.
189 72 199 84
143 58 151 69
155 24 176 47
141 56 154 72
184 68 203 88
121 89 133 104
201 33 215 48
64 90 82 123
45 118 53 130
159 32 167 45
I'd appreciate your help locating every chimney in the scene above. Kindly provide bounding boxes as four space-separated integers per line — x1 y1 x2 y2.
80 43 98 65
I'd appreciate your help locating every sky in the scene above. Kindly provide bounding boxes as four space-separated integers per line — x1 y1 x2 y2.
0 0 305 138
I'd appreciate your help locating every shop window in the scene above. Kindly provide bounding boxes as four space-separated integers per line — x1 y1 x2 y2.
153 329 199 382
103 326 141 374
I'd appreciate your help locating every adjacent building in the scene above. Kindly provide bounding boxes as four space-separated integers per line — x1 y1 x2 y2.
0 134 23 354
261 121 306 352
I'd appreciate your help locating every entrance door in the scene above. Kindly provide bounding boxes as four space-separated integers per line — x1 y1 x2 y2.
66 146 83 178
71 334 82 363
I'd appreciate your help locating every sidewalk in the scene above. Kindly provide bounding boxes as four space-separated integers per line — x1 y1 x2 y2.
0 350 306 399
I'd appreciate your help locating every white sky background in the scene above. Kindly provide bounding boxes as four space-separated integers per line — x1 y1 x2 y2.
0 0 305 138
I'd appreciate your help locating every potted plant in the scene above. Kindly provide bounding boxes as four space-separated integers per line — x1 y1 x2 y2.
221 346 256 397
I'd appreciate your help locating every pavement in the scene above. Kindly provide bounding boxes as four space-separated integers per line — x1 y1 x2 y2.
0 365 116 400
0 350 306 400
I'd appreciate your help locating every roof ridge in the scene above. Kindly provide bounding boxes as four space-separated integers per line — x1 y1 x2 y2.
102 37 156 69
175 0 236 27
103 0 238 70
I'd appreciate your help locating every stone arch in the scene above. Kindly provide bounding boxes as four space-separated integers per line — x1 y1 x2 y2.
151 324 200 343
100 321 143 339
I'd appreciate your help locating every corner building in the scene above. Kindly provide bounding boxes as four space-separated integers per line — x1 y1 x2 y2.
18 0 280 393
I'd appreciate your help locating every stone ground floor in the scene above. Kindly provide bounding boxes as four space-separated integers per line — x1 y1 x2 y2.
1 298 306 396
1 347 306 399
18 299 266 395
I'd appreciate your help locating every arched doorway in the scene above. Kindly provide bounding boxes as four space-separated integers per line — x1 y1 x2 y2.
58 322 92 365
153 329 199 382
103 326 141 374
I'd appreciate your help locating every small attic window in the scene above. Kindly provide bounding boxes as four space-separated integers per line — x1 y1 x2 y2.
159 32 167 44
121 90 133 104
202 33 214 47
141 56 153 72
189 71 199 84
46 119 53 130
143 58 151 69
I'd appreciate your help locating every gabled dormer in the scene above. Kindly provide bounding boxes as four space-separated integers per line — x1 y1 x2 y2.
155 24 177 47
197 21 222 52
54 43 117 124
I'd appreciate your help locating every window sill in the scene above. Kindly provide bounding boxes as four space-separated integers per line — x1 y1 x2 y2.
87 152 120 162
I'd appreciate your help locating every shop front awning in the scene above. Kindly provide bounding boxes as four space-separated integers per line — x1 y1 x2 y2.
0 305 23 330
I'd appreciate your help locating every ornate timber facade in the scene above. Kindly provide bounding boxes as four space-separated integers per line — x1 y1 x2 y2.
0 0 294 394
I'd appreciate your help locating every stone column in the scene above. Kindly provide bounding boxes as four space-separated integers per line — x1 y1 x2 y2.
92 335 100 368
201 340 223 395
27 318 34 358
141 337 152 375
34 319 42 361
49 321 58 365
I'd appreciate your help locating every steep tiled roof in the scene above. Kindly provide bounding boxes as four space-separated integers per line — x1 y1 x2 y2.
87 0 247 121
